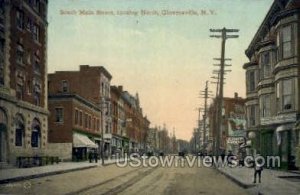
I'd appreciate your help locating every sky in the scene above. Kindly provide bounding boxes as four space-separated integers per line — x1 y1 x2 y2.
48 0 274 141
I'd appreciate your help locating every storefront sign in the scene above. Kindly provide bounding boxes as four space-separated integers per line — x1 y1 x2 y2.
227 137 245 145
260 113 297 125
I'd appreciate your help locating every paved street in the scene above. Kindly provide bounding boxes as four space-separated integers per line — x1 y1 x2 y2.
0 158 247 195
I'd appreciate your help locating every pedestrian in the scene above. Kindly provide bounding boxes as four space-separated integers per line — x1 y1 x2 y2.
88 151 93 163
94 151 98 163
253 154 263 183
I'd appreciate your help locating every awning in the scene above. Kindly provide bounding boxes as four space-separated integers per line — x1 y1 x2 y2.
73 133 98 148
276 123 294 132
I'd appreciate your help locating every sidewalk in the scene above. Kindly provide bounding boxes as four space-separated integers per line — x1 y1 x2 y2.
217 166 300 195
0 158 126 184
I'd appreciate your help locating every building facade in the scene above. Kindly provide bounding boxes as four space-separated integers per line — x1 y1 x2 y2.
121 90 150 153
208 93 246 155
48 65 112 158
0 0 48 165
110 85 127 157
244 0 300 169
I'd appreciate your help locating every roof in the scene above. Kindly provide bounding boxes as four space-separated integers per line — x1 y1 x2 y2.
245 0 292 58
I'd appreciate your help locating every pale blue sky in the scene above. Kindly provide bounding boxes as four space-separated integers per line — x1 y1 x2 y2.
48 0 274 140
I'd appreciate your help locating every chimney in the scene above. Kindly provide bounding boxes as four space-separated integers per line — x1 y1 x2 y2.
80 65 90 71
118 85 123 92
234 92 238 99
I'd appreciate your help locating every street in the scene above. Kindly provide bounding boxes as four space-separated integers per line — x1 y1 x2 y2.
0 157 247 195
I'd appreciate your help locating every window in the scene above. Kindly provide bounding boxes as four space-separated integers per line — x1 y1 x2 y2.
261 94 271 117
79 111 83 126
27 80 31 94
33 24 40 42
93 117 96 130
248 71 256 92
15 115 24 147
16 44 24 64
62 80 68 92
16 10 24 30
55 108 63 122
16 84 24 100
33 0 41 13
75 109 79 125
34 59 40 74
26 17 33 31
0 38 4 85
31 119 41 148
101 83 104 95
34 84 41 106
105 124 108 133
97 119 100 131
282 26 292 59
248 105 256 127
260 52 271 79
276 82 280 110
88 115 91 129
0 0 4 22
84 113 88 128
282 79 292 111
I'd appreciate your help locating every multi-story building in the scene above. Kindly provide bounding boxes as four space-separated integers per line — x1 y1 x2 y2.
121 90 149 153
48 65 112 158
48 94 100 160
147 126 158 153
110 85 127 157
0 0 48 166
208 93 246 155
243 0 300 169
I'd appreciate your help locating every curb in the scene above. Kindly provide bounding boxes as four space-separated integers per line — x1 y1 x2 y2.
215 168 256 189
0 159 128 184
0 165 97 184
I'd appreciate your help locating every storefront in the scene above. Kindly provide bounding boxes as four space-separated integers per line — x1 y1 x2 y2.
72 133 98 161
276 123 296 169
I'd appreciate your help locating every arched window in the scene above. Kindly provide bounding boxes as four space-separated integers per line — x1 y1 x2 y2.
0 108 7 161
31 118 41 148
0 108 7 125
15 114 25 147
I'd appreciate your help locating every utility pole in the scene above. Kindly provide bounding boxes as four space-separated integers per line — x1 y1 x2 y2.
200 81 212 150
210 28 239 156
194 107 203 152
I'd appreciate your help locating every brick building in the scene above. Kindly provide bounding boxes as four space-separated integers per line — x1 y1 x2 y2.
0 0 48 166
208 93 246 155
110 85 127 156
121 90 150 153
48 94 100 160
243 0 300 169
48 65 112 158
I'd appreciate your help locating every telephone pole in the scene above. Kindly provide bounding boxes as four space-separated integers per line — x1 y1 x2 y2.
210 28 239 155
195 107 204 151
200 81 212 150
